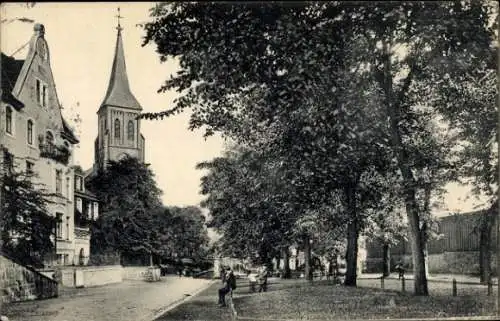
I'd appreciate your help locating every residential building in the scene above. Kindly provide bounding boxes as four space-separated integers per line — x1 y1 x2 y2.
73 166 99 265
1 23 79 266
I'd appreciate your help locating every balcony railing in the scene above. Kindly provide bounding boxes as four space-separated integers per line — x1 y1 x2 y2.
39 143 71 165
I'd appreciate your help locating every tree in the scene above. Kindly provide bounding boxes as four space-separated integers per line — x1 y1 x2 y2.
167 206 211 261
198 146 297 268
427 10 497 282
342 0 494 295
1 157 57 267
142 2 390 284
141 1 494 294
87 156 163 264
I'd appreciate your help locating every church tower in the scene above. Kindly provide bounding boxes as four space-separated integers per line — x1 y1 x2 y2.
94 9 145 170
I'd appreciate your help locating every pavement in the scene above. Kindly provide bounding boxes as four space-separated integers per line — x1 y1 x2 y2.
1 276 214 321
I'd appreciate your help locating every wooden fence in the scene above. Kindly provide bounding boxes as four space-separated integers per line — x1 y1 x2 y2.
367 210 498 258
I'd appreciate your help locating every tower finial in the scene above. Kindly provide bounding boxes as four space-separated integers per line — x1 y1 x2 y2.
116 7 123 31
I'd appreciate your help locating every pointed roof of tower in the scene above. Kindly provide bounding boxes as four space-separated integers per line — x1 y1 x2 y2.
100 15 142 111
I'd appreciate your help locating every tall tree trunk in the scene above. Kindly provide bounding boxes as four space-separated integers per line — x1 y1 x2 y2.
304 235 313 281
479 213 493 284
282 247 291 279
275 254 281 270
345 184 358 287
382 242 391 277
379 41 429 295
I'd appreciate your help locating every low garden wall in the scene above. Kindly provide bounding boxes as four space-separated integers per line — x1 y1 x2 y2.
122 266 161 281
58 265 123 288
57 265 161 288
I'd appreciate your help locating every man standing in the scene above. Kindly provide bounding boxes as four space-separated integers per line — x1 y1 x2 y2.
218 267 236 307
258 266 268 292
220 265 226 284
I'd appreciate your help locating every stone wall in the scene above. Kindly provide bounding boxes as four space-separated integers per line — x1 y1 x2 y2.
81 266 122 287
0 255 58 303
122 266 148 280
58 265 123 288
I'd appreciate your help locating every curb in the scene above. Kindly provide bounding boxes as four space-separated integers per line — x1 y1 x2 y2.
146 279 217 321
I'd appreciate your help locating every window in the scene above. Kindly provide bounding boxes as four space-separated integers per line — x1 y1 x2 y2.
42 85 47 107
93 202 99 220
87 202 92 220
36 80 40 104
75 176 83 191
114 119 120 139
5 106 12 134
26 161 34 174
3 150 14 174
66 177 70 197
56 213 63 238
56 169 62 194
76 197 83 213
36 79 48 107
127 120 134 140
66 216 70 240
27 120 34 145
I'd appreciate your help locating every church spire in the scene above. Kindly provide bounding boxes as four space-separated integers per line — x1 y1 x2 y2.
100 7 142 110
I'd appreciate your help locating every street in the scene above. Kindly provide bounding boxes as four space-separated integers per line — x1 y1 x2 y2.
2 276 213 321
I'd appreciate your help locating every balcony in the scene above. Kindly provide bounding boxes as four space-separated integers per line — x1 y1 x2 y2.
38 135 71 165
74 226 90 240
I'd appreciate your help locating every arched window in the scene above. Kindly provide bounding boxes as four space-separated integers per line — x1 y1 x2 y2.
127 120 134 140
5 106 12 134
114 119 120 139
27 120 34 145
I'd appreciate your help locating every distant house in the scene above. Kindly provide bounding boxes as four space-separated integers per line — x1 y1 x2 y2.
73 166 99 265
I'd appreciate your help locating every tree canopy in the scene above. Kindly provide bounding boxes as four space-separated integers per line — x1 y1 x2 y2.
141 1 497 294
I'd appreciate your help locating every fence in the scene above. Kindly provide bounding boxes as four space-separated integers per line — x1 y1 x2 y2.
358 275 497 297
366 210 498 258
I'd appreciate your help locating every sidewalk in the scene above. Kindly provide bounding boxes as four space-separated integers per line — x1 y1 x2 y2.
2 276 213 321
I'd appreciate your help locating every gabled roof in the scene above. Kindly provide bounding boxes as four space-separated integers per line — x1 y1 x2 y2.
1 53 25 110
100 27 142 111
61 117 80 144
75 189 99 202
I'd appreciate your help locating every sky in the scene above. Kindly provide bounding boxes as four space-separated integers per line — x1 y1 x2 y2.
0 2 489 214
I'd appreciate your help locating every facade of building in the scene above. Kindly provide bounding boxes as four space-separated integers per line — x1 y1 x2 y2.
0 24 88 267
73 166 99 265
90 21 145 175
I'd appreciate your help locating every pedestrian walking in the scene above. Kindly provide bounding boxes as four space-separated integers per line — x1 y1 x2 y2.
395 261 405 280
218 267 236 307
